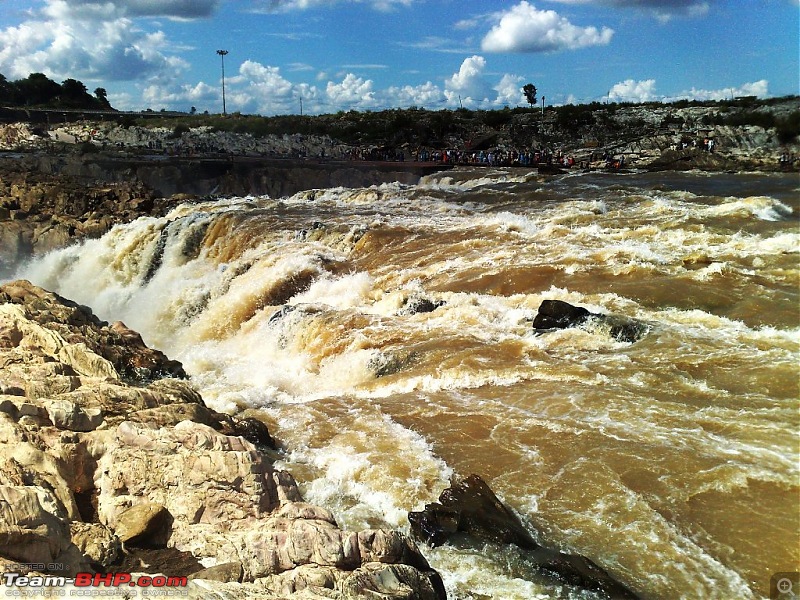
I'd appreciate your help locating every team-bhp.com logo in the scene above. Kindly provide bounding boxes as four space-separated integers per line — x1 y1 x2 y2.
3 571 188 596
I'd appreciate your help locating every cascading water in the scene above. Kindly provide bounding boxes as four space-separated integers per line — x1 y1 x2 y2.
12 169 799 599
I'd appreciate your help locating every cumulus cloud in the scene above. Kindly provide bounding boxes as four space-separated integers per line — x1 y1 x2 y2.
142 55 529 115
0 0 190 82
444 55 495 106
667 79 769 102
481 1 613 53
142 81 217 108
386 81 445 108
495 73 526 106
326 73 379 109
607 78 770 103
608 78 657 102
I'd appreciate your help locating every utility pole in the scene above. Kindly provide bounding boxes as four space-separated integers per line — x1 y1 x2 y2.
216 49 229 115
541 96 545 116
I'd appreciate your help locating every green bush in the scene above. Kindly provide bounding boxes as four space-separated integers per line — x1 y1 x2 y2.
170 123 190 139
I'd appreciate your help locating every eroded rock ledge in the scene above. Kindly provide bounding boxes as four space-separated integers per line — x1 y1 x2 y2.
0 279 444 600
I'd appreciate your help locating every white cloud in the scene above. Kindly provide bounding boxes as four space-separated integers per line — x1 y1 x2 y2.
239 61 293 93
325 73 379 109
481 1 613 53
0 0 189 82
607 78 770 104
608 78 657 102
444 55 493 106
142 81 217 109
386 81 446 108
667 79 769 102
495 73 526 106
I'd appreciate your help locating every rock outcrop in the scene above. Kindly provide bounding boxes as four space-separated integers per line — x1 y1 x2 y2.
409 475 637 599
0 279 444 600
0 158 176 275
532 299 648 343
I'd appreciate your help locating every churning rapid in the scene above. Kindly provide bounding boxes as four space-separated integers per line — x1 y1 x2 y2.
13 168 799 599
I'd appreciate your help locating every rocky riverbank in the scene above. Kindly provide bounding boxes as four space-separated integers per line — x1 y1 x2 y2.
0 279 445 599
0 99 796 272
0 150 447 277
3 97 797 171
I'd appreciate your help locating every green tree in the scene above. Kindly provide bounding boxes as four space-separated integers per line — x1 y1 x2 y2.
522 83 537 107
0 74 13 104
60 78 90 106
94 87 112 109
15 72 61 106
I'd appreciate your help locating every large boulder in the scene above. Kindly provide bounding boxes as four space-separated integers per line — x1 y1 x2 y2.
409 474 637 599
532 299 647 343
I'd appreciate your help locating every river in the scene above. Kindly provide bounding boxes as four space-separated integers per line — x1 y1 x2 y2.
14 167 799 599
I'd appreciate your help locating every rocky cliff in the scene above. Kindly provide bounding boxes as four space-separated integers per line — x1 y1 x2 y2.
0 152 447 276
0 279 445 599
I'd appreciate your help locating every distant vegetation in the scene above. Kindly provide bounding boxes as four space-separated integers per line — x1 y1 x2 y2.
0 72 112 111
136 97 800 148
2 70 798 145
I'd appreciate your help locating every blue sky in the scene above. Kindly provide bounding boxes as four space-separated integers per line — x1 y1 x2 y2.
0 0 797 114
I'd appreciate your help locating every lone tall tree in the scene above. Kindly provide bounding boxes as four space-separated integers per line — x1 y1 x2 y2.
523 83 537 107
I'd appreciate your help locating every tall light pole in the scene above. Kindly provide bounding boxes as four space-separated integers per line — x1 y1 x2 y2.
216 49 228 115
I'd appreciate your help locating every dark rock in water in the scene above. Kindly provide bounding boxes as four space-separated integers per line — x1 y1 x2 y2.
143 225 170 284
532 299 647 343
399 297 446 315
268 304 296 324
231 417 277 451
368 350 419 378
409 474 538 550
532 299 592 330
409 474 638 599
602 314 649 344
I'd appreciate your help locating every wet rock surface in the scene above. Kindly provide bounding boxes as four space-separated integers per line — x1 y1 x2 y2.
409 474 638 599
0 279 445 600
533 299 648 343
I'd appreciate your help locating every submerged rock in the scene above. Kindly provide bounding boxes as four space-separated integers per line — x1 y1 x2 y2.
409 474 638 599
532 299 647 343
398 297 446 316
368 350 420 378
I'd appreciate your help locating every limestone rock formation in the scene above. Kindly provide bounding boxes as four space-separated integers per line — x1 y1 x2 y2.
0 279 444 600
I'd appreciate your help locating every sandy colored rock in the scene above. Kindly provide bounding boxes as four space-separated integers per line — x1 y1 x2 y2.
0 281 444 599
114 503 172 547
69 522 120 567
